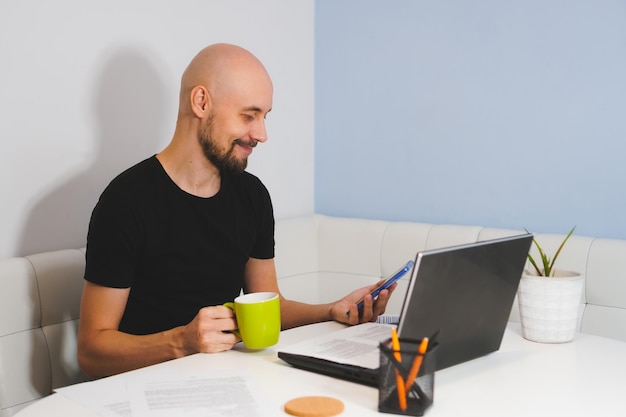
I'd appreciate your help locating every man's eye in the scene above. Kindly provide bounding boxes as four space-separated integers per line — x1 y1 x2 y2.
242 114 255 121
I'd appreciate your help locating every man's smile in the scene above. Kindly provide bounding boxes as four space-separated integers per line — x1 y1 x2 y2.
233 139 257 154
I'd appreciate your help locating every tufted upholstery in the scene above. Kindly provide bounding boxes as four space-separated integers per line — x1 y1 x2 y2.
0 250 89 416
2 214 625 415
275 215 626 342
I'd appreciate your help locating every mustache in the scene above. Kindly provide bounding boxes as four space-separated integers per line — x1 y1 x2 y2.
233 139 257 148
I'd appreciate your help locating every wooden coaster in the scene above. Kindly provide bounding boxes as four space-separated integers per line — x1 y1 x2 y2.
284 396 345 417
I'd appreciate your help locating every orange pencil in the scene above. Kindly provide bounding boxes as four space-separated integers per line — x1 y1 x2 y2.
404 337 429 390
391 328 407 411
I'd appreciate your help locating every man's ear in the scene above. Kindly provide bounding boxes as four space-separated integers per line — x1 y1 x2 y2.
190 85 211 118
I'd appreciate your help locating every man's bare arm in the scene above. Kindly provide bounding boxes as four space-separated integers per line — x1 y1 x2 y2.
77 281 239 378
243 258 396 330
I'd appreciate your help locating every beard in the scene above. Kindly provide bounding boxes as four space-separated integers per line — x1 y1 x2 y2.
198 116 253 174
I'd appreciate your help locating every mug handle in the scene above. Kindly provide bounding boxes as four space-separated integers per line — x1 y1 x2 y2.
223 302 241 338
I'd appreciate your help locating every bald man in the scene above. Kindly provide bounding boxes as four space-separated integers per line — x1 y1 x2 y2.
77 44 395 378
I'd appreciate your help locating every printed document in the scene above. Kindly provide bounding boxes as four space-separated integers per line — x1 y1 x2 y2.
56 369 274 417
279 322 393 369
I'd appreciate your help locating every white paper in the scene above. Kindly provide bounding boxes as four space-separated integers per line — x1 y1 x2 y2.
56 369 274 417
279 322 393 369
126 371 273 417
55 376 130 417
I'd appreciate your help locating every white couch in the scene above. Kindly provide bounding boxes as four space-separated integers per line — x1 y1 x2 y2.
274 215 626 336
2 214 625 416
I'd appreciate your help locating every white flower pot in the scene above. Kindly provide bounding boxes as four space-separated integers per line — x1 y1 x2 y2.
517 270 584 343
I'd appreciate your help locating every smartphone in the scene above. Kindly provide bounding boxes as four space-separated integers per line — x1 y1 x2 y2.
348 259 415 316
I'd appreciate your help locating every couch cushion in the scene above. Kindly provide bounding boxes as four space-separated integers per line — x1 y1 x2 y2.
581 238 626 341
27 250 84 327
0 250 88 416
274 216 319 279
380 221 431 277
0 258 40 336
316 215 388 277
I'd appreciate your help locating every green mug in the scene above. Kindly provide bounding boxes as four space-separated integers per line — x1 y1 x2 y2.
224 292 281 349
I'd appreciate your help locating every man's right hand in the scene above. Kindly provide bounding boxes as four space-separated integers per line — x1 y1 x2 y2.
178 306 240 355
78 281 242 378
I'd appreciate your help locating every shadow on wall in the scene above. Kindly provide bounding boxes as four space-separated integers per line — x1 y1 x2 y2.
17 46 171 257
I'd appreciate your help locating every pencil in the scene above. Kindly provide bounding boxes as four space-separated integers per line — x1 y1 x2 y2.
404 337 429 390
391 328 407 411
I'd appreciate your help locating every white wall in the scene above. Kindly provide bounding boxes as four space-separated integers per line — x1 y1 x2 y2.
0 0 315 258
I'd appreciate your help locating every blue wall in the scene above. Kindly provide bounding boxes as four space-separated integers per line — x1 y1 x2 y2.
315 0 626 239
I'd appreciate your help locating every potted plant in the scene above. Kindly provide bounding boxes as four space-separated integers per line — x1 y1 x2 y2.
517 226 584 343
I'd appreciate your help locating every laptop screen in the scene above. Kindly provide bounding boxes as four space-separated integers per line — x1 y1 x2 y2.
397 233 533 369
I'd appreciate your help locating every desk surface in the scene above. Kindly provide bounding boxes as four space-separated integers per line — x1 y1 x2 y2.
16 322 626 417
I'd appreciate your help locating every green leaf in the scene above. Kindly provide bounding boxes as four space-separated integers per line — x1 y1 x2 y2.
524 226 576 277
527 252 542 276
547 226 576 276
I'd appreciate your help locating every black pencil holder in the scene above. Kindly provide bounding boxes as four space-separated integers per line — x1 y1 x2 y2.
378 338 437 416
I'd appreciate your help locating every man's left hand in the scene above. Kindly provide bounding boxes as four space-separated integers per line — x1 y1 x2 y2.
331 280 397 325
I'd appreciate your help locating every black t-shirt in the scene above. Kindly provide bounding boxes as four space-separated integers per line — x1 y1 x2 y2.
85 156 275 335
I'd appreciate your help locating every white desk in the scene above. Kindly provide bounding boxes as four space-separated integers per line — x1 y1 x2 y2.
15 322 626 417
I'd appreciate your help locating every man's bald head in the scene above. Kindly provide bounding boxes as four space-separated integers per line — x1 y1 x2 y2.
178 44 272 116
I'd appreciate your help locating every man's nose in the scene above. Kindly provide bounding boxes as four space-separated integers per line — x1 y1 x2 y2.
250 119 268 143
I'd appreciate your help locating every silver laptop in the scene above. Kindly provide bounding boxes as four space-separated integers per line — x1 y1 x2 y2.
278 233 533 386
